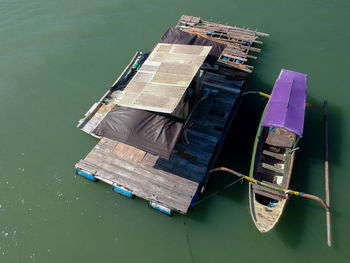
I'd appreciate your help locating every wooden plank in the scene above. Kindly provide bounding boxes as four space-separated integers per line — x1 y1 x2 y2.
113 142 146 163
169 154 207 182
202 81 241 94
265 133 294 148
221 53 248 62
75 159 98 175
77 154 199 213
260 155 284 167
257 166 281 179
260 162 284 174
95 137 118 153
183 129 217 148
252 183 283 201
86 153 137 173
190 121 222 138
187 129 218 144
262 150 286 161
265 128 296 148
140 153 159 167
92 145 198 194
96 166 191 213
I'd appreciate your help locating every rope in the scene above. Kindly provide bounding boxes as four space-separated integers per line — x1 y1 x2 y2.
286 147 300 154
183 220 195 263
182 90 212 145
193 177 244 206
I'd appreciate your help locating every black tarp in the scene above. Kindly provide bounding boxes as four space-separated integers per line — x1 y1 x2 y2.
92 28 225 159
93 106 183 160
159 27 227 65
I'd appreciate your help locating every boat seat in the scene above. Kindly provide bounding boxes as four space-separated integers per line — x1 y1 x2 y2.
252 182 285 201
265 128 296 148
262 149 286 161
259 162 284 174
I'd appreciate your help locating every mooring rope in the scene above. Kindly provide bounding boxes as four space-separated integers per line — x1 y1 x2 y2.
183 220 195 263
193 176 244 206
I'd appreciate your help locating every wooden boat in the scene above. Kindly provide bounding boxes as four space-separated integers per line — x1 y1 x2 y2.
249 69 307 233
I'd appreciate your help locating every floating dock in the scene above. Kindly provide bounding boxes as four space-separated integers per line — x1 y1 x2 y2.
75 15 268 215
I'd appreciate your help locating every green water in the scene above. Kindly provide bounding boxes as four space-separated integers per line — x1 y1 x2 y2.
1 0 349 262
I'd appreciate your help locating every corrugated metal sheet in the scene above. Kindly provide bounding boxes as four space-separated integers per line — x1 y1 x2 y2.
115 43 211 114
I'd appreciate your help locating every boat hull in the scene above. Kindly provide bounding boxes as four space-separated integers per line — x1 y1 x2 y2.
248 106 297 233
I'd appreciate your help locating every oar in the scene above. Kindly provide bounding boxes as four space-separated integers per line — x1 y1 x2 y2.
208 167 330 245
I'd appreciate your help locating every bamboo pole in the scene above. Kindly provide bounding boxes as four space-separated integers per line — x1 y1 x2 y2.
324 100 331 247
208 167 329 208
242 91 324 111
208 167 331 245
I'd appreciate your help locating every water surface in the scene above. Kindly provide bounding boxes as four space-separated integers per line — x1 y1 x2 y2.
0 0 349 262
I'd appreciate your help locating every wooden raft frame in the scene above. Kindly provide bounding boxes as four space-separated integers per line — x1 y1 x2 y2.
75 67 245 214
75 15 268 215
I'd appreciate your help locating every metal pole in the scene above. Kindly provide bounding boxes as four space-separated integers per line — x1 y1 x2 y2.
324 100 331 247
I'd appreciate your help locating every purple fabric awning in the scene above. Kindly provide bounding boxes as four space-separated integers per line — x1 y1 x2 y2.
262 69 307 137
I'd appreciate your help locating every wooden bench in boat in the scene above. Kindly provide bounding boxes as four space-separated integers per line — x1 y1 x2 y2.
252 181 286 201
262 149 286 161
260 162 284 174
265 128 296 148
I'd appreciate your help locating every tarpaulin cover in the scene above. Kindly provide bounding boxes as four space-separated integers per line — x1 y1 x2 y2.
93 106 183 159
159 27 226 65
262 69 307 137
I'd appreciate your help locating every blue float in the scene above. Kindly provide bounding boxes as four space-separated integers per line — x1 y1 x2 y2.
112 185 133 198
149 201 173 216
76 168 97 182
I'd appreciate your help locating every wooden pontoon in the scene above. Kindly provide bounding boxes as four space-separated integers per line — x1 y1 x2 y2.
75 15 268 215
249 69 307 231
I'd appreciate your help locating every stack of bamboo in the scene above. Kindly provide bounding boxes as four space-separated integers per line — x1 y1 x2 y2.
176 15 269 73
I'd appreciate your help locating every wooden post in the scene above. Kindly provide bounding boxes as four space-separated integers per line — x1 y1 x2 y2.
324 100 331 247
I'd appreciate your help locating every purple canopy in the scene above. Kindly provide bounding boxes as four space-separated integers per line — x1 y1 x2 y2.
262 69 307 137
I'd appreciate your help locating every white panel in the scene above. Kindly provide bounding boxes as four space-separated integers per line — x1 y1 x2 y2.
115 43 211 114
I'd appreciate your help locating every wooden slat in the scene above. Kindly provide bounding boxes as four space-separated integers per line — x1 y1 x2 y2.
257 166 280 179
262 150 286 161
113 143 146 163
260 155 284 167
260 162 284 174
252 183 284 201
202 81 241 94
265 129 295 148
77 155 198 214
